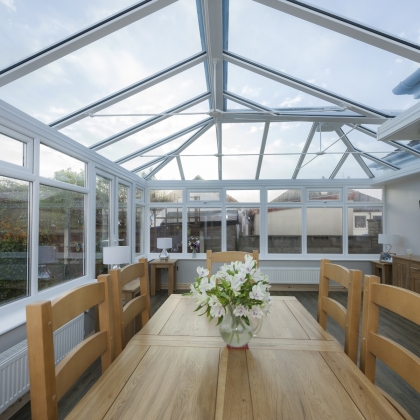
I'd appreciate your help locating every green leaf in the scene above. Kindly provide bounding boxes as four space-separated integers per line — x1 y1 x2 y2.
216 316 224 326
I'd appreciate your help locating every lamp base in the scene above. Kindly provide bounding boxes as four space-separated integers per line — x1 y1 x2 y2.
159 249 170 260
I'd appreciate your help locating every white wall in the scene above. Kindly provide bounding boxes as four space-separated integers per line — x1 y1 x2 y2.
385 173 420 255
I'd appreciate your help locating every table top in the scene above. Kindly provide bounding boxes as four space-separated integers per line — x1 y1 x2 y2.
150 258 178 266
68 295 402 420
370 260 393 266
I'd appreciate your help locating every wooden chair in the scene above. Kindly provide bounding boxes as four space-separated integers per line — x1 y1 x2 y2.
110 258 151 359
317 259 362 364
360 275 420 419
206 250 259 276
26 274 113 420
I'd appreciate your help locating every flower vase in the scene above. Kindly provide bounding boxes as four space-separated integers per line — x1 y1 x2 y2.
219 305 260 348
192 249 197 258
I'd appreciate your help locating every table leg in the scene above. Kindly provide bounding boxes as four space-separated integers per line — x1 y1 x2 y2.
156 268 161 292
151 265 156 296
168 267 174 296
174 264 177 292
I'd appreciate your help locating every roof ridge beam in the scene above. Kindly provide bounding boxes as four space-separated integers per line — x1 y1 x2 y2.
253 0 420 63
50 52 207 129
115 117 212 164
89 92 211 151
0 0 178 87
223 51 390 118
145 121 214 178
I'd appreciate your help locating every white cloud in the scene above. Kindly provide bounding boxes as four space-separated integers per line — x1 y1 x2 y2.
241 85 261 98
279 95 302 108
0 0 16 11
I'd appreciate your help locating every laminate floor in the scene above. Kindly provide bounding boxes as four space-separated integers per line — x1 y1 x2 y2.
10 291 420 420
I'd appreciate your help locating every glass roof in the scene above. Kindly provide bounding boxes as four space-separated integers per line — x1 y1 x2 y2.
1 0 419 181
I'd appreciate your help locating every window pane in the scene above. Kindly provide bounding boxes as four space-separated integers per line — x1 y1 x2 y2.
226 190 260 202
188 191 220 201
268 190 302 203
95 176 110 277
0 176 29 306
308 190 340 201
0 132 25 166
307 208 342 254
150 208 183 253
150 190 183 203
40 144 86 187
348 207 383 254
38 185 85 291
227 208 260 252
136 206 143 254
118 184 129 246
135 188 143 201
187 208 221 253
268 208 301 254
347 189 383 202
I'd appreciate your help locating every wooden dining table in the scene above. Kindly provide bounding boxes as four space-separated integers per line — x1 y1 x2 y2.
67 295 402 419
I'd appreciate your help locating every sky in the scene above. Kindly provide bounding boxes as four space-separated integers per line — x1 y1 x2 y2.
0 0 419 180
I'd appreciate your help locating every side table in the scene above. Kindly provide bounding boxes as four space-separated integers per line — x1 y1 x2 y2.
150 259 178 296
370 260 393 285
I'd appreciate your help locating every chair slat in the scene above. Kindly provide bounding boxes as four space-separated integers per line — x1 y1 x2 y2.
371 284 420 325
122 295 148 328
55 331 108 401
119 263 144 287
324 263 350 288
51 283 105 331
322 297 347 329
206 250 259 276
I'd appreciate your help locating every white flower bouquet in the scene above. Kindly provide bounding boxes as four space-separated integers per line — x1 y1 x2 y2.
186 254 271 327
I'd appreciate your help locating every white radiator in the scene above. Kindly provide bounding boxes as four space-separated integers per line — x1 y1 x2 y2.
0 313 84 414
261 267 320 284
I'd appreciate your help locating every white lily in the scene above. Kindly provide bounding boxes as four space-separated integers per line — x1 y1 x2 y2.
233 305 248 317
210 303 224 318
250 305 264 319
196 266 209 278
249 283 266 301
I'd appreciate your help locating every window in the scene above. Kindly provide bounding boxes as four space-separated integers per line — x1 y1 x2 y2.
38 185 85 291
267 208 301 253
0 176 30 306
150 189 183 203
187 208 221 253
0 132 25 167
39 144 86 187
118 184 129 246
307 208 342 254
268 190 302 203
308 190 341 201
95 176 111 277
188 191 220 201
227 208 260 252
348 207 382 254
226 190 260 202
150 207 182 253
136 206 144 255
347 189 382 202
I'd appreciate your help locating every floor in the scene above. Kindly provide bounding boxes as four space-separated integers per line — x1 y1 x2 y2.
10 291 420 420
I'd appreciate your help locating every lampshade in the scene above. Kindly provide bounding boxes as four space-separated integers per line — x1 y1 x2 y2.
157 238 172 249
103 246 130 265
378 234 400 245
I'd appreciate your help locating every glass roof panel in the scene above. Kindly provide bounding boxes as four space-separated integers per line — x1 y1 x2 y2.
227 63 339 110
180 125 218 156
97 114 208 161
333 154 369 179
60 65 208 146
307 129 347 154
362 156 395 177
345 129 396 158
0 0 202 124
302 0 420 46
225 99 253 110
222 123 264 155
181 156 219 180
121 155 159 172
228 0 419 113
223 156 259 179
265 122 313 153
0 0 139 69
259 155 301 179
153 159 182 181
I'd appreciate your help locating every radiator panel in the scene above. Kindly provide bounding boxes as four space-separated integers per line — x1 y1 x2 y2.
261 267 320 284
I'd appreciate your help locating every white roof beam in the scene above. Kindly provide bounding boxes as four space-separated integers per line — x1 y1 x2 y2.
115 118 212 164
335 128 374 178
50 52 207 129
176 156 185 180
255 122 270 179
292 123 317 179
90 92 210 151
356 150 400 171
223 51 390 118
146 122 214 179
254 0 420 63
0 0 178 87
201 0 224 111
216 120 222 179
132 156 166 174
385 141 420 158
329 151 350 179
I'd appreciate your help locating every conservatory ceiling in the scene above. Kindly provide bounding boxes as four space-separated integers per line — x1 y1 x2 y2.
1 0 420 181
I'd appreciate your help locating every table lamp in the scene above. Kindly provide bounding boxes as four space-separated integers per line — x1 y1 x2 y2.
157 237 172 260
38 246 57 280
378 234 400 253
103 246 130 269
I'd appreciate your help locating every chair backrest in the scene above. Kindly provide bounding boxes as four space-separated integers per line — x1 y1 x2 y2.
360 275 420 418
26 274 113 420
206 250 259 276
110 258 151 359
317 259 362 364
